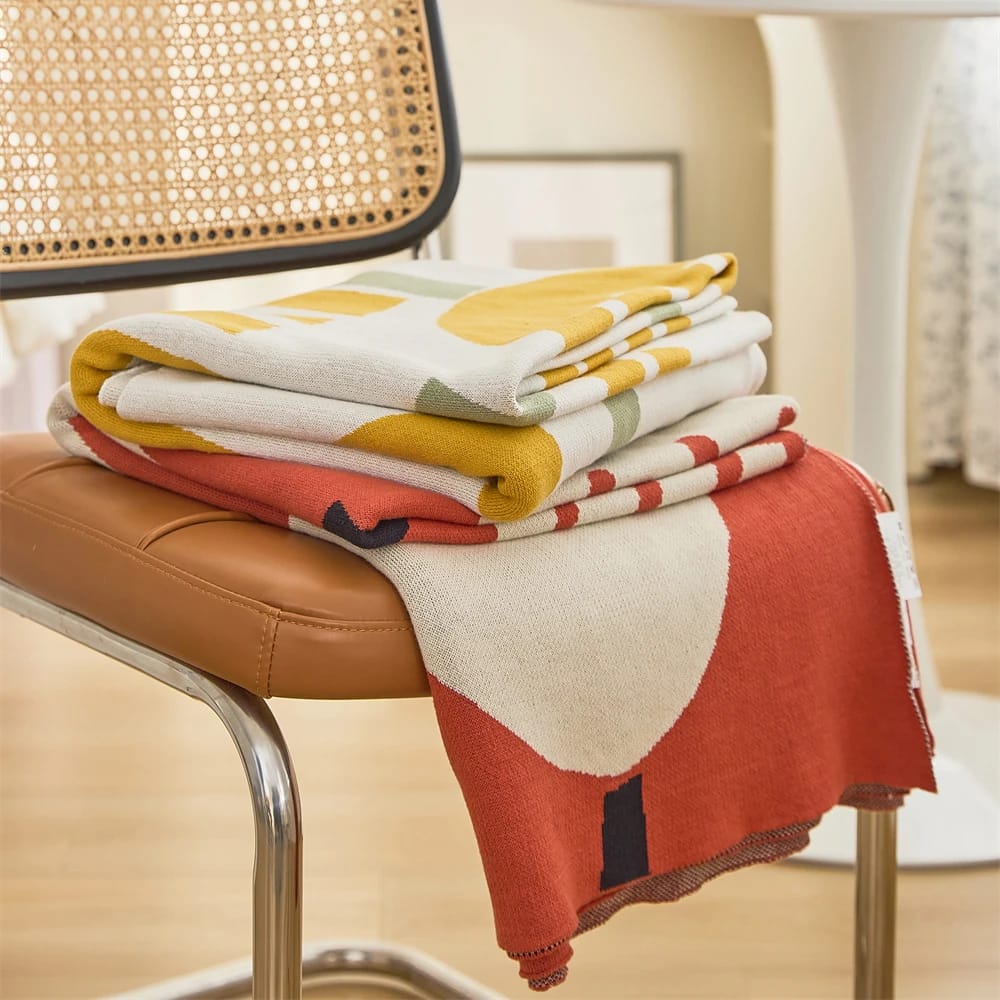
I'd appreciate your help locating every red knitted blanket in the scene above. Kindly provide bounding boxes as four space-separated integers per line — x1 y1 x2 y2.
395 448 936 988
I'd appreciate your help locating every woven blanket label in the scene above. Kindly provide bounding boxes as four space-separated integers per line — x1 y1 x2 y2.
876 512 922 601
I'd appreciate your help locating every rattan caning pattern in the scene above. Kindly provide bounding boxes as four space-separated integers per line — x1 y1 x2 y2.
0 1 448 271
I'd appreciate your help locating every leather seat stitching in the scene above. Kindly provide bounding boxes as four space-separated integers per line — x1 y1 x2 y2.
5 495 279 616
278 618 411 633
3 456 93 494
254 614 269 696
264 617 279 697
2 495 414 632
137 510 258 551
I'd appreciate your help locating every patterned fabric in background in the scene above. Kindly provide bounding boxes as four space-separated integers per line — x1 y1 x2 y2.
915 19 999 490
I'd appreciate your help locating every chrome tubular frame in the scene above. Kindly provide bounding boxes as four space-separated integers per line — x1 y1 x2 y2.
854 809 898 1000
0 580 503 1000
2 581 303 998
107 941 506 1000
1 579 897 999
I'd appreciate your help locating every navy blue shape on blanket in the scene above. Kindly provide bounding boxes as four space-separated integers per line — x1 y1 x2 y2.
599 773 650 890
322 501 409 548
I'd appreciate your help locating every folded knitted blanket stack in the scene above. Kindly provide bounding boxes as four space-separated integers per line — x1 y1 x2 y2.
49 255 935 990
50 255 801 543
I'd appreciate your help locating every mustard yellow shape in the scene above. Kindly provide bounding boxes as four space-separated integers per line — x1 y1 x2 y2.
623 326 655 352
267 289 403 316
437 257 736 349
539 313 696 391
169 311 274 334
275 313 330 325
646 345 693 375
590 359 650 398
71 330 228 453
339 413 563 521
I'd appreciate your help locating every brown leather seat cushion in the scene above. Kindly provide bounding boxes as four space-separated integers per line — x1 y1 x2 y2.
0 434 428 699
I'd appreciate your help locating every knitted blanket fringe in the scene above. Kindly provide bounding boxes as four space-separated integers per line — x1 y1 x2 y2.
522 783 910 991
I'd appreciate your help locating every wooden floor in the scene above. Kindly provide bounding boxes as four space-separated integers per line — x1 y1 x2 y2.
1 472 997 1000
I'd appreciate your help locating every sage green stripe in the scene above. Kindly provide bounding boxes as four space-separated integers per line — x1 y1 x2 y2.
646 301 687 322
603 389 641 452
415 378 558 426
415 378 507 421
514 390 557 425
349 270 483 300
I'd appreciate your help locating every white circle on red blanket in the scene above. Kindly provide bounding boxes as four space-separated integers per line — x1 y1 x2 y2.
366 495 731 776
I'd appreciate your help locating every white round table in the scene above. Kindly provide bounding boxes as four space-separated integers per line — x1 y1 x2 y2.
594 0 998 13
590 0 1000 866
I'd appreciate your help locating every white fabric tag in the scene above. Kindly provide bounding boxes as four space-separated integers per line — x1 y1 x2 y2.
876 512 923 601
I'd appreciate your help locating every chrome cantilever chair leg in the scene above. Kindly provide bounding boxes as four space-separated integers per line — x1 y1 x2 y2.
854 809 898 1000
1 581 303 999
0 581 503 1000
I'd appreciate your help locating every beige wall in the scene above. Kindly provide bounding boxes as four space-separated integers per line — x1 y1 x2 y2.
436 0 773 317
757 17 854 454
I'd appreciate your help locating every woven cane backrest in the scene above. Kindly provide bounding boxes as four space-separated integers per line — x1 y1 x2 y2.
0 0 459 296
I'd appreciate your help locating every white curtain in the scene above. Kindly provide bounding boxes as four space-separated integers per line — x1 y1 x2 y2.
913 19 1000 490
0 295 108 433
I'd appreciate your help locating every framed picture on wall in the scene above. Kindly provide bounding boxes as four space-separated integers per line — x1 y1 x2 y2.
442 154 682 270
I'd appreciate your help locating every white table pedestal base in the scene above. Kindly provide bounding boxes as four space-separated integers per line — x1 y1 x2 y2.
795 691 1000 866
762 15 999 865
